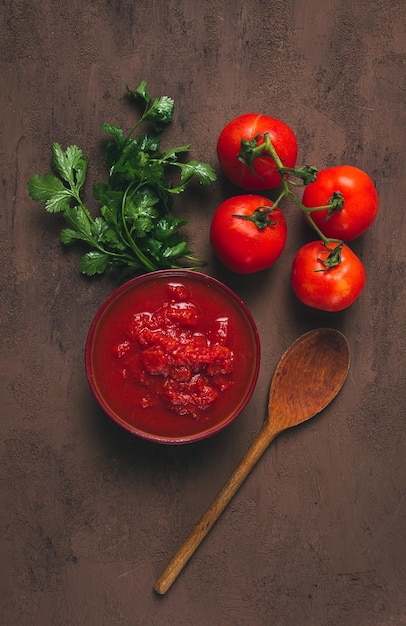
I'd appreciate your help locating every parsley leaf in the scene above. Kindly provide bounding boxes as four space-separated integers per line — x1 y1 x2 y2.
28 173 72 212
79 251 111 276
126 81 174 131
51 144 88 190
27 81 217 277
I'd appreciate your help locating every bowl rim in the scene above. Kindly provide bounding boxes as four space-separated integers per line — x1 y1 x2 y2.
85 269 261 444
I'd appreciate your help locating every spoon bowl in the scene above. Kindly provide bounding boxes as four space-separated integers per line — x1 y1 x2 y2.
154 328 350 594
267 327 350 433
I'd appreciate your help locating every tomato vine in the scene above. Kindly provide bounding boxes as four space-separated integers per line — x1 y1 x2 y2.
238 131 346 269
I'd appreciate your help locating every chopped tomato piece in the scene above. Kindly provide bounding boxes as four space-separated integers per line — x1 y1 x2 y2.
111 282 235 418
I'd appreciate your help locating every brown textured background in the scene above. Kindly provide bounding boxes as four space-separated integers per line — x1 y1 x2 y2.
1 1 405 624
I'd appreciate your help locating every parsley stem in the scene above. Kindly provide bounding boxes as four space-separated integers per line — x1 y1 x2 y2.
124 119 143 143
63 202 135 263
121 184 157 271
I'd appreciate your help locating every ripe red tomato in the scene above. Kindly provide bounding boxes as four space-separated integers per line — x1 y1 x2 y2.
210 194 287 274
291 240 366 311
302 165 379 241
217 113 298 191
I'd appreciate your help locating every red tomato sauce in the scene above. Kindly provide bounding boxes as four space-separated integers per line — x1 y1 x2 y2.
88 272 259 440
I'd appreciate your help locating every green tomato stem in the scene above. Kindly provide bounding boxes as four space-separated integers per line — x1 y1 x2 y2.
244 132 344 256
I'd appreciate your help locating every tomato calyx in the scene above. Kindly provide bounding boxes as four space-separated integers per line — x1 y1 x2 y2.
324 191 345 221
237 134 272 181
303 190 345 221
315 242 344 271
232 205 279 231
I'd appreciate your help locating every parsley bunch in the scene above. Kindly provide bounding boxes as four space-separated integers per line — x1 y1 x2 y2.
28 81 217 277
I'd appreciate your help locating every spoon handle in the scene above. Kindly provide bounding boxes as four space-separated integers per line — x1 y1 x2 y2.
154 425 278 595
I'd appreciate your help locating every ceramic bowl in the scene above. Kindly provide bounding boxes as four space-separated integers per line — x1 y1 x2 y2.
85 270 260 444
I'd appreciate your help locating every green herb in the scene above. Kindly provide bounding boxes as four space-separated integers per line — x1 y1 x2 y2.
28 80 217 277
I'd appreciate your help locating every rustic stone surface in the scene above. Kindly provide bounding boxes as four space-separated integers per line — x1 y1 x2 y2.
1 1 405 624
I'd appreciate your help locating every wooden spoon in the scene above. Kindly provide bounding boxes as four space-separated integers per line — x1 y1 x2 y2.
154 328 350 595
